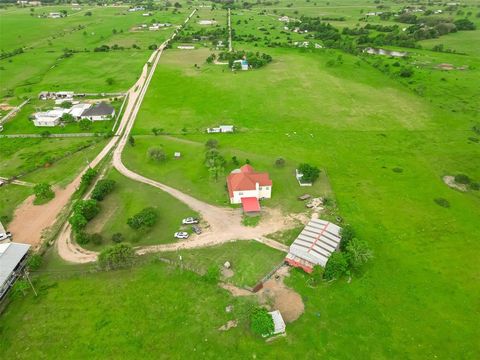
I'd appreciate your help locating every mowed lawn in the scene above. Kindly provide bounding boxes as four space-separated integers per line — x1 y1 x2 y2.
83 168 195 250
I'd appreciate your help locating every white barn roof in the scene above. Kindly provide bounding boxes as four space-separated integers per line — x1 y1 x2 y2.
287 219 342 268
0 242 30 287
269 310 286 335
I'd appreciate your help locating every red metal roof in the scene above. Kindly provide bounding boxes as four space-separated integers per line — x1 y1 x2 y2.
227 165 272 197
241 197 261 212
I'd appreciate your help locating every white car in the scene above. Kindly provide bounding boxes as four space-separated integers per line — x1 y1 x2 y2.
0 232 12 241
182 217 199 225
174 232 189 239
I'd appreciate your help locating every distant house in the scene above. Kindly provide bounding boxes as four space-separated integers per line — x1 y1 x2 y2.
0 242 31 301
285 219 342 273
233 59 249 71
80 102 115 121
142 13 151 16
278 16 290 22
227 164 272 213
39 91 73 101
198 20 216 25
48 12 62 18
207 125 234 133
33 108 67 127
69 103 92 119
177 45 195 50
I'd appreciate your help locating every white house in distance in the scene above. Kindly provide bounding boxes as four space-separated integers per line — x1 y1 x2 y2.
285 219 342 273
207 125 234 133
80 102 115 121
48 12 62 18
33 108 67 127
233 59 249 71
278 16 290 22
226 164 272 213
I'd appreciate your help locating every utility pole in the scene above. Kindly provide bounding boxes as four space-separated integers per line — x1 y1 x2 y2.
228 8 233 52
24 270 38 297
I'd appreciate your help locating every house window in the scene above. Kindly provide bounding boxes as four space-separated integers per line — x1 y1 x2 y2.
238 192 243 195
265 187 269 190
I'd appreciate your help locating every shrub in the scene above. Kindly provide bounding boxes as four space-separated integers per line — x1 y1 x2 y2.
128 135 135 146
324 252 349 280
250 307 274 337
33 183 54 203
98 243 135 270
345 238 373 271
148 147 167 162
470 182 480 191
454 174 470 184
339 224 355 251
205 139 218 149
202 265 220 283
434 198 450 208
90 233 103 245
79 119 92 130
73 199 100 221
275 157 286 168
298 163 320 183
399 67 413 77
112 233 124 243
79 168 97 192
75 231 90 245
61 113 75 123
91 179 116 201
127 207 158 230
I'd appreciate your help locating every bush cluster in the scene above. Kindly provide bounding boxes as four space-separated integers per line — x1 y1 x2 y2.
91 179 116 201
127 207 158 230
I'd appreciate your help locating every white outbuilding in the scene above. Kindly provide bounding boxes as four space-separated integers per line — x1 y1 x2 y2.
268 310 286 335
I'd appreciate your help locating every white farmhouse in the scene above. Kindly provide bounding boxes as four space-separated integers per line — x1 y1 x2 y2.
80 102 115 121
226 165 272 213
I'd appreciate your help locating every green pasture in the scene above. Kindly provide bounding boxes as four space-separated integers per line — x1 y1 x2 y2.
0 5 187 101
1 1 480 358
83 168 195 250
119 44 479 357
0 137 106 224
160 240 285 287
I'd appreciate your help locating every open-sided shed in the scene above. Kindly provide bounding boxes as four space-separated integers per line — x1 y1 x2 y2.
285 219 342 273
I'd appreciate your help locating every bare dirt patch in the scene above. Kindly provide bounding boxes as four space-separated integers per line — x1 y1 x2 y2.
218 320 238 331
8 182 79 248
256 266 304 323
220 266 305 324
443 175 467 192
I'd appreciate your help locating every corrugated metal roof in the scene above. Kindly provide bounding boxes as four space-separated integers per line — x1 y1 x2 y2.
287 219 342 268
0 242 30 286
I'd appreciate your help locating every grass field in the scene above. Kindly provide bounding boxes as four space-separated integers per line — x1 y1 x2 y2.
83 168 195 250
0 137 106 223
0 5 188 100
1 1 480 358
160 240 285 287
119 43 479 357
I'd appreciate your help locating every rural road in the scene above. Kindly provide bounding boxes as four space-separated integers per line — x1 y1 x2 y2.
10 8 294 263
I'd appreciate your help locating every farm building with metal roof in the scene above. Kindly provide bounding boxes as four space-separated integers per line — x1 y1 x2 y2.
0 242 30 300
285 219 342 273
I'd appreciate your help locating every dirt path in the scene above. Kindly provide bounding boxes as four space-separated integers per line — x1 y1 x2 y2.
53 8 295 263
